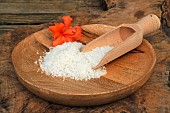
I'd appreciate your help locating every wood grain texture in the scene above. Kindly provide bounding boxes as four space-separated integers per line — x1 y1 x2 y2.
0 3 76 14
0 0 100 14
75 0 162 26
1 0 170 112
0 0 101 34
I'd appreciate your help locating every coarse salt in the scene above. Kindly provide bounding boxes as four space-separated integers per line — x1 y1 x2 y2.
37 42 112 80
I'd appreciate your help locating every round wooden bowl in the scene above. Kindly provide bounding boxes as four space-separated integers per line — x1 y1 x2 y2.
12 24 156 106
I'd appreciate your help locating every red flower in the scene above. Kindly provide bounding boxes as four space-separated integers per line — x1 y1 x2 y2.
48 16 82 46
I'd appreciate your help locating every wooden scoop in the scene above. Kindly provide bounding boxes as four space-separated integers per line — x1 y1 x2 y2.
82 14 160 69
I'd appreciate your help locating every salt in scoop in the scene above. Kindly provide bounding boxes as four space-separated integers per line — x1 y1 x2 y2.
35 14 160 69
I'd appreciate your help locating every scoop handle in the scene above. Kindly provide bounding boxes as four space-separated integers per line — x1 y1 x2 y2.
135 14 160 35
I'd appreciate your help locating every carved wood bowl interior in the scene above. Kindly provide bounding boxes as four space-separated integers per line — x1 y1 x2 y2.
12 24 156 106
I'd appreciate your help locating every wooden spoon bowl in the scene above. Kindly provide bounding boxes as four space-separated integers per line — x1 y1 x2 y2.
12 24 156 106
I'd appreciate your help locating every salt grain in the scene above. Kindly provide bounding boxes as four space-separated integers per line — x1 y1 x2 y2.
37 42 112 80
34 61 38 64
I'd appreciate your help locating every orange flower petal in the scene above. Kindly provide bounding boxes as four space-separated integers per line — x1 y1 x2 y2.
52 36 64 46
48 25 59 38
54 23 65 32
63 28 75 36
73 26 82 40
49 23 65 39
60 35 67 42
65 37 75 42
62 16 72 28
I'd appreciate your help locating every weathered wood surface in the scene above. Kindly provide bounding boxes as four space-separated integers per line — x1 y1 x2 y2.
0 0 170 113
0 0 102 34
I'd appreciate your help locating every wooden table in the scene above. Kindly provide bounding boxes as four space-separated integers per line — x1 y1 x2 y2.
0 0 170 113
0 0 101 34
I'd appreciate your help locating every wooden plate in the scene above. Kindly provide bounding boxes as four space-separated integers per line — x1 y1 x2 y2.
12 24 156 106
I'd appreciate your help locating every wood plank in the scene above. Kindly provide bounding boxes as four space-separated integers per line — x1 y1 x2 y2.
0 0 76 3
0 25 35 30
0 0 102 32
0 3 76 14
0 25 43 35
0 14 61 24
0 0 100 5
89 0 162 26
0 1 101 14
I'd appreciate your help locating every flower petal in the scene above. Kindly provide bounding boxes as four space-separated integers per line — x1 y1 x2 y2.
65 37 75 42
73 26 82 40
62 16 73 28
49 23 65 39
63 27 75 36
52 35 64 46
48 25 59 38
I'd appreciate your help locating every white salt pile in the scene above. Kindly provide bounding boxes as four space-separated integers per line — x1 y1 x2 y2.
37 42 112 80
